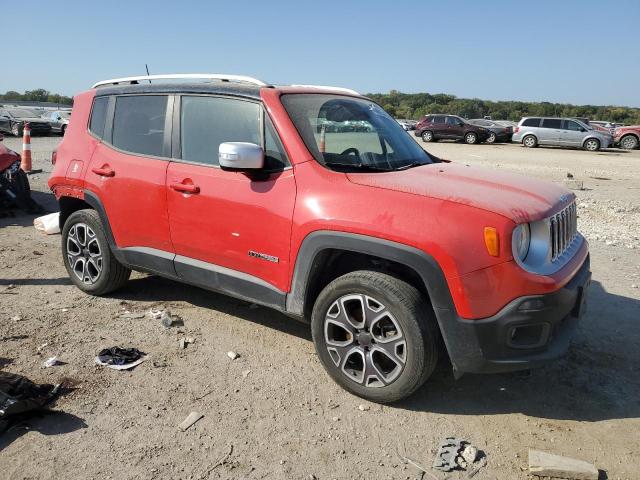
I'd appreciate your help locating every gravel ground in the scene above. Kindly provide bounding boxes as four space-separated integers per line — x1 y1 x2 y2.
1 135 639 480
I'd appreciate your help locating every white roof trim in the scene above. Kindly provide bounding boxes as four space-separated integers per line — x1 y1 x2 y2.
290 84 360 95
92 74 269 88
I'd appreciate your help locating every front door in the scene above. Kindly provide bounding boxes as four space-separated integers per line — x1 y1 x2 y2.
166 95 296 301
559 119 586 146
445 116 464 139
539 118 563 144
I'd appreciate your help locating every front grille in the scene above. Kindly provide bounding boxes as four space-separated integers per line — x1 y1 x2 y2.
550 202 577 261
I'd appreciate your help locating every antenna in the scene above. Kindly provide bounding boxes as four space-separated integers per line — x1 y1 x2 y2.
145 64 152 84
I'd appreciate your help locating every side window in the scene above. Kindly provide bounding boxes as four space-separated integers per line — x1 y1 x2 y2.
433 116 445 124
564 120 582 131
112 95 167 157
424 116 433 123
89 96 109 139
445 116 459 126
181 96 260 166
264 115 289 170
541 118 562 129
522 118 540 127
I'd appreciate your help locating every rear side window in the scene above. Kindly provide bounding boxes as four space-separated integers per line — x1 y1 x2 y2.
180 96 261 166
541 118 562 129
112 95 167 157
433 116 445 124
89 96 109 139
521 118 540 127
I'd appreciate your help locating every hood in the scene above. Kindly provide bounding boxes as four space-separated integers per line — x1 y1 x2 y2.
346 163 572 223
0 143 20 170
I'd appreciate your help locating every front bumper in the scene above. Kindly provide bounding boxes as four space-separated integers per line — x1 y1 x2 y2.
442 255 591 374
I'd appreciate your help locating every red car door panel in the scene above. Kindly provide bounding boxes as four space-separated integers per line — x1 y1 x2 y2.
166 163 296 292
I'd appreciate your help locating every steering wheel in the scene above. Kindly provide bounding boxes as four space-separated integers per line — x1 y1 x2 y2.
341 147 360 156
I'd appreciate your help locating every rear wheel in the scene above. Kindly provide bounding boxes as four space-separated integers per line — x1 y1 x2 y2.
486 132 496 144
523 135 538 148
583 138 600 151
311 271 438 403
62 209 131 295
464 132 478 144
421 130 434 142
620 134 638 150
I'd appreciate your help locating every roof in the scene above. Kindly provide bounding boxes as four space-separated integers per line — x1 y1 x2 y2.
94 82 264 100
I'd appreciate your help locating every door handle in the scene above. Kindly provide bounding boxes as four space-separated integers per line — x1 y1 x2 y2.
91 165 115 177
170 181 200 194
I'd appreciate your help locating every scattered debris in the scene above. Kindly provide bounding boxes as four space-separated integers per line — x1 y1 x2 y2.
462 445 478 465
147 308 164 320
152 359 168 368
564 179 584 190
358 404 370 411
528 449 598 480
241 369 251 378
179 337 195 349
11 315 22 321
178 411 203 431
227 351 240 360
204 444 234 474
161 310 184 328
119 311 146 320
95 347 147 370
33 212 61 235
433 437 466 472
32 250 43 256
467 456 487 478
566 172 574 178
36 342 49 352
42 357 59 368
396 449 439 480
0 372 61 433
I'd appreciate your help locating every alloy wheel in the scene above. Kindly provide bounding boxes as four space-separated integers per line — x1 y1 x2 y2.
465 133 477 144
422 131 433 142
524 136 536 147
324 294 406 388
486 132 496 143
66 223 103 285
585 139 599 151
621 136 638 150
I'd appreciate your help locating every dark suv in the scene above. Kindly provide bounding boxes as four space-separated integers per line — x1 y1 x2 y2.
415 114 491 144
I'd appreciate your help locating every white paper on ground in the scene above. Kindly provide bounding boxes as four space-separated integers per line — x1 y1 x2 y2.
34 212 61 234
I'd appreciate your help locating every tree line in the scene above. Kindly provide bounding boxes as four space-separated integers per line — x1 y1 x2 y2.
366 90 640 125
0 89 73 106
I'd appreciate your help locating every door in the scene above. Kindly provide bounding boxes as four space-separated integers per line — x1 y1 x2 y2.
559 119 587 146
167 95 296 296
539 118 563 145
85 94 173 255
50 111 61 132
430 115 447 138
445 116 464 139
0 110 9 133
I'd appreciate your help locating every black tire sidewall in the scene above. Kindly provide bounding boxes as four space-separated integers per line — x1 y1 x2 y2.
62 210 117 295
311 271 436 403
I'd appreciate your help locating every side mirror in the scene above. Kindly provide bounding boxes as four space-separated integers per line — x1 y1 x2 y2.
219 142 264 171
57 116 62 120
580 127 586 132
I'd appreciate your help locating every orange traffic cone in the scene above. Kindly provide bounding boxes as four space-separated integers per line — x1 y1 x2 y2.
20 123 41 174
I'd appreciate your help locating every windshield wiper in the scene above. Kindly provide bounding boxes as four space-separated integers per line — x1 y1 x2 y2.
392 161 427 171
323 161 393 172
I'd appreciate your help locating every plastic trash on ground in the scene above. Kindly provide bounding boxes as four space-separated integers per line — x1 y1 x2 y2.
34 212 60 235
0 372 61 432
95 347 147 370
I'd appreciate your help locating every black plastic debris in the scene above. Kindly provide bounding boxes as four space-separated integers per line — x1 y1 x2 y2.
0 372 60 433
433 437 468 472
95 347 147 370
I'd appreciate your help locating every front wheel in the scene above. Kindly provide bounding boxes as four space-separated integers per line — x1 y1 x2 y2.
62 209 131 295
620 134 638 150
311 271 439 403
486 132 496 144
583 138 600 151
464 132 478 144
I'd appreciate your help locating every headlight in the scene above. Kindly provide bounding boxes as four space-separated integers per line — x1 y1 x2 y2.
512 223 531 261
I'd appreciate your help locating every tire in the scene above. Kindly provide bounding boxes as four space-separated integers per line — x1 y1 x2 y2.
421 130 434 142
60 125 66 136
583 138 600 152
620 134 639 150
486 132 496 144
464 132 478 144
62 209 131 295
11 124 21 137
522 135 538 148
311 270 439 403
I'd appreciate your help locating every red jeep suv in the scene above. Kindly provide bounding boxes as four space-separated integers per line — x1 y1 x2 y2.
49 74 591 403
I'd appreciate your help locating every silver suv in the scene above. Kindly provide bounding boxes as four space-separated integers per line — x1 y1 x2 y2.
512 117 613 151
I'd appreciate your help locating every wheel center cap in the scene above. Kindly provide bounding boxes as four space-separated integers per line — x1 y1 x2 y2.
82 248 90 258
356 332 373 347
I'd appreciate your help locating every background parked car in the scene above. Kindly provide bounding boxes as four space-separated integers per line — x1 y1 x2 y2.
512 117 612 151
614 125 640 149
468 118 513 143
45 110 72 135
396 119 417 131
414 114 491 144
0 108 52 136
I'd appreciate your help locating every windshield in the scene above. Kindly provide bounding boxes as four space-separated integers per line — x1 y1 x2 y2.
59 111 71 118
281 94 434 171
8 109 38 118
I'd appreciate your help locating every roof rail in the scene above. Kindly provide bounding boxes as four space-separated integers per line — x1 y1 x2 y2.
290 84 360 95
92 74 269 89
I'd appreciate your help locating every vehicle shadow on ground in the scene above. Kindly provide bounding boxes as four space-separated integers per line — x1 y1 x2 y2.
401 280 640 422
115 275 312 341
0 191 57 228
0 278 71 286
0 410 87 451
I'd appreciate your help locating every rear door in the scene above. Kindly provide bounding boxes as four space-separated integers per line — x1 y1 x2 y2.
85 94 174 259
166 95 296 297
539 118 563 144
431 115 447 138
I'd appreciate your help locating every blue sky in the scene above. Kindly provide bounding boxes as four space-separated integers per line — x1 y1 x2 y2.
2 0 639 106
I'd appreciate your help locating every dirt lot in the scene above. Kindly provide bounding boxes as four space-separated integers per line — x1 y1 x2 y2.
1 135 639 480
